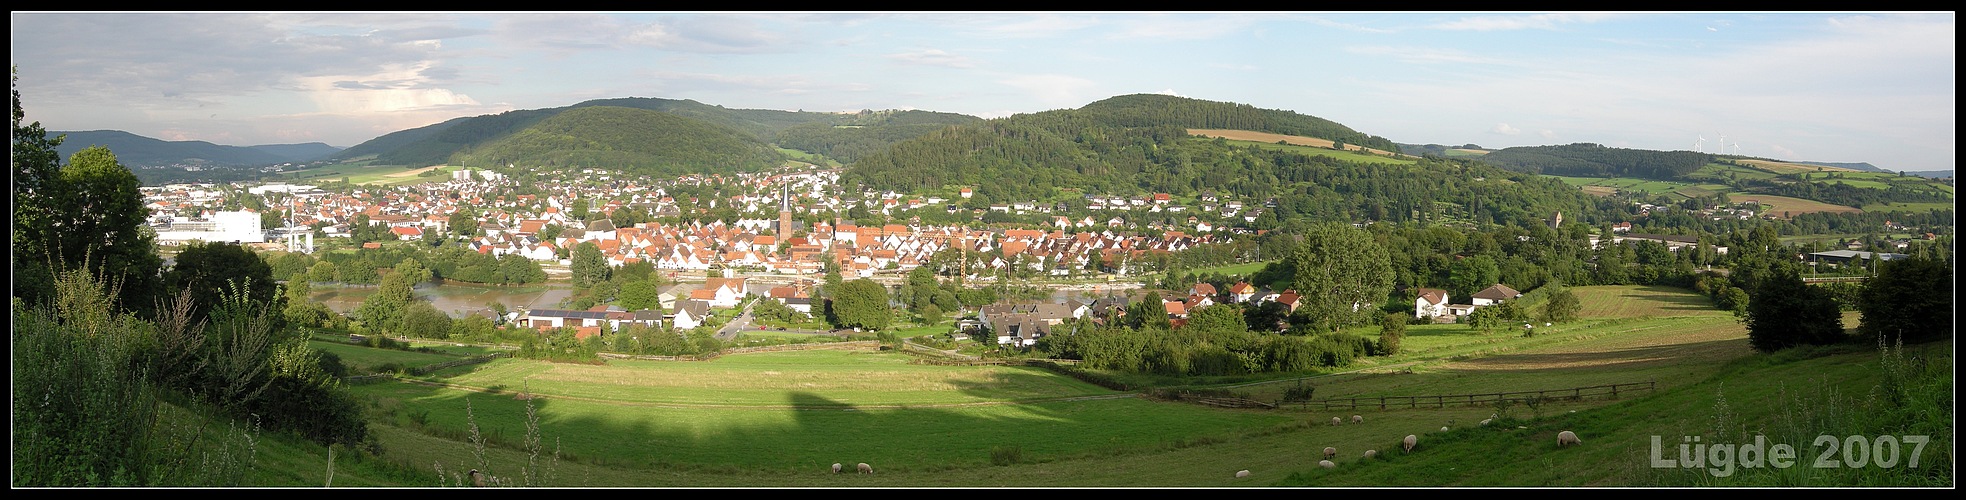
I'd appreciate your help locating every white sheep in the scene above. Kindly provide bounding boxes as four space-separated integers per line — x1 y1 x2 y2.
1402 434 1418 453
1351 414 1364 424
1235 469 1251 478
857 462 873 474
832 463 842 474
1331 416 1342 426
1323 446 1337 459
1479 418 1493 426
1363 449 1377 459
1318 460 1336 469
1558 430 1582 447
1441 426 1450 432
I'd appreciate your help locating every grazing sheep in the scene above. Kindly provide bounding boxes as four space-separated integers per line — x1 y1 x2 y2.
857 463 873 474
1402 434 1418 453
1558 430 1582 447
832 463 842 474
1318 460 1336 469
1441 426 1450 432
467 469 486 487
1235 469 1251 478
1363 450 1377 459
1479 418 1493 426
1351 414 1364 424
1331 416 1342 426
1323 446 1337 459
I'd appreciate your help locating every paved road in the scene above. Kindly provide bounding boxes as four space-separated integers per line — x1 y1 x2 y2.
715 299 756 341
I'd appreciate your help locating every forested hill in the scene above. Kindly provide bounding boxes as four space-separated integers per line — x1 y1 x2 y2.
51 130 339 167
329 96 980 170
837 95 1596 230
1076 94 1399 152
839 94 1403 200
446 106 788 178
773 109 985 164
1471 143 1714 179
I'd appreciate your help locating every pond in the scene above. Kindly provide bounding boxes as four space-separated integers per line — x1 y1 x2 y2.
311 281 576 318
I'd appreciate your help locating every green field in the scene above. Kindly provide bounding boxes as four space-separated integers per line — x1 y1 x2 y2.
232 285 1951 487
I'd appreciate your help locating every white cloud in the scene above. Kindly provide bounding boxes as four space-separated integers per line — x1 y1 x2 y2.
1540 130 1559 140
1491 123 1523 135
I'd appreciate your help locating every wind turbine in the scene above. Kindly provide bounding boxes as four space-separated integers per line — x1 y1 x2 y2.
1717 133 1727 154
1694 135 1706 152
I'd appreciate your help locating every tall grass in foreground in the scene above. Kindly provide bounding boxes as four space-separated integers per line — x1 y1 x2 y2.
1640 339 1953 486
12 267 260 486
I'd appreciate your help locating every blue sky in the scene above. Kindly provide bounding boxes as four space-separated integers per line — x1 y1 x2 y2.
10 11 1955 172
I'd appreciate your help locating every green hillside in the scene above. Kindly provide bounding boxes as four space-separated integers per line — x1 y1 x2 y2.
448 106 787 178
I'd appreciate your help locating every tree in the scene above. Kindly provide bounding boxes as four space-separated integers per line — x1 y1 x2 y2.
448 208 480 237
1743 265 1845 352
1379 312 1406 355
571 241 610 288
1290 222 1394 332
163 241 280 323
353 260 421 334
307 260 337 283
1447 254 1500 300
1538 284 1582 324
617 278 663 311
48 146 164 316
831 278 891 331
1857 256 1953 344
1127 291 1173 330
12 68 67 307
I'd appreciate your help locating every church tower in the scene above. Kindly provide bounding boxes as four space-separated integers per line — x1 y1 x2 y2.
778 182 795 238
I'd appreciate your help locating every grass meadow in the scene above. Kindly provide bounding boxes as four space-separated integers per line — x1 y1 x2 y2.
250 285 1949 487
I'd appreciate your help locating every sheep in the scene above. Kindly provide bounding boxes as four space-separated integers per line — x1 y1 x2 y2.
832 463 842 474
1441 426 1450 432
1318 460 1336 469
1323 446 1337 459
1402 434 1418 453
1558 430 1582 447
1351 414 1364 424
1479 418 1493 426
1235 469 1251 478
1331 416 1342 426
1363 449 1377 459
857 462 873 474
467 469 486 487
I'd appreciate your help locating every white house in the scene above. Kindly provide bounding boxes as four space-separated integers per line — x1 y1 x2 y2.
1414 288 1450 319
669 300 712 330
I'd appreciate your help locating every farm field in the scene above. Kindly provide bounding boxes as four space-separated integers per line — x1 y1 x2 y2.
295 285 1937 487
1188 129 1417 162
1732 193 1863 217
1551 176 1727 200
1734 159 1864 174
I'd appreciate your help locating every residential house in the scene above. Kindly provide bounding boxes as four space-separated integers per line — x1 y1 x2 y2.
1414 288 1450 319
1471 284 1523 306
669 300 713 330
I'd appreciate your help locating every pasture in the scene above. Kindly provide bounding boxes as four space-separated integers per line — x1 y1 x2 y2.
1187 129 1417 162
1732 194 1863 217
316 285 1871 486
1735 159 1864 174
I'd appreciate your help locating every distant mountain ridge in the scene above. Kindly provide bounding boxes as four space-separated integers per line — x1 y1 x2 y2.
49 130 341 168
330 96 980 174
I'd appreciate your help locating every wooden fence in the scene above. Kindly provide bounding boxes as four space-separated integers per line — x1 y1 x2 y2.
1283 382 1656 411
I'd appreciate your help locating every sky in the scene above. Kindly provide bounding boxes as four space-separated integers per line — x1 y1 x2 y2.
10 11 1956 172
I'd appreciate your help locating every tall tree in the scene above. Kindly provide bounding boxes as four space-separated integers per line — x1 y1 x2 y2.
571 241 610 288
1857 256 1953 344
1743 264 1846 352
1290 222 1394 332
162 241 280 323
831 278 891 331
52 146 164 316
11 67 65 306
